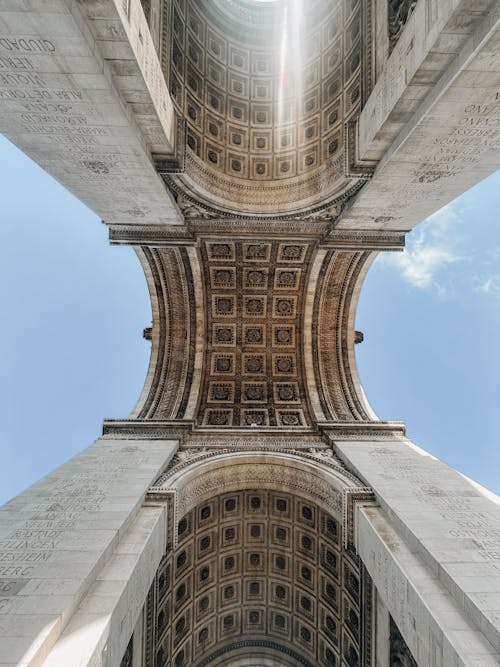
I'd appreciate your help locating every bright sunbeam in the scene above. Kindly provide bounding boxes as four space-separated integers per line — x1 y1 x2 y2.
276 0 304 137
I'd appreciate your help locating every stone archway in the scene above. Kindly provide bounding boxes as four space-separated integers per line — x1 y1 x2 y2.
143 450 375 667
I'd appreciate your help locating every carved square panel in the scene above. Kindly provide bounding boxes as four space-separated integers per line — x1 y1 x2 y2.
206 85 226 117
197 561 215 588
219 580 241 609
195 590 215 623
319 577 339 620
277 243 308 263
243 295 267 317
242 242 271 262
242 353 266 375
274 268 301 290
203 409 233 426
228 152 248 178
296 530 316 561
246 492 266 514
228 123 248 149
270 580 291 606
299 117 320 146
251 129 272 152
295 587 316 622
271 552 291 577
269 609 291 638
175 544 192 576
251 156 271 178
197 530 217 558
192 619 216 660
273 296 297 318
220 551 241 578
245 522 265 544
343 594 361 643
295 619 316 652
245 579 265 603
229 72 249 98
205 141 224 169
246 550 265 572
241 409 269 427
212 295 236 317
186 92 203 128
243 324 265 347
273 382 300 403
221 493 242 518
207 381 235 403
207 56 225 87
207 29 227 64
275 153 297 178
243 267 269 290
296 560 315 591
271 493 291 518
251 52 273 75
220 525 239 552
275 409 305 427
241 382 267 403
318 639 340 667
219 609 241 638
299 145 319 171
301 88 320 118
207 241 235 261
252 78 272 100
251 103 272 127
321 512 340 545
271 523 291 548
244 607 266 633
272 325 295 347
174 575 191 613
275 124 296 151
209 266 236 289
230 45 249 72
229 97 249 123
211 353 235 375
298 501 316 527
272 354 296 375
212 324 236 347
205 114 224 145
319 605 340 646
321 543 339 581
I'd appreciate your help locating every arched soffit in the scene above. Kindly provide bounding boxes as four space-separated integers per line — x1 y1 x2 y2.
144 459 374 667
130 241 377 428
147 449 370 537
160 0 374 217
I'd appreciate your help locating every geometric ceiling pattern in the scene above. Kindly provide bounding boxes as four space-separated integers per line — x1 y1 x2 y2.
142 490 371 667
161 0 373 216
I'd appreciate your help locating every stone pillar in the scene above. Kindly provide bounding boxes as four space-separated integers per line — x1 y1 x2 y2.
332 436 500 666
0 437 177 666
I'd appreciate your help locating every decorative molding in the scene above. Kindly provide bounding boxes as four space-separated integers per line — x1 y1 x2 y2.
388 0 418 54
319 421 407 441
343 487 377 550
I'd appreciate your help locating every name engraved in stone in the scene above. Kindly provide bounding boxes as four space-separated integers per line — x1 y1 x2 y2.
0 566 34 577
0 540 60 550
0 38 55 53
0 552 53 562
0 56 34 71
0 579 28 596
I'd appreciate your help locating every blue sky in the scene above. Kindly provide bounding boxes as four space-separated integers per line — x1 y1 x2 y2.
1 134 499 504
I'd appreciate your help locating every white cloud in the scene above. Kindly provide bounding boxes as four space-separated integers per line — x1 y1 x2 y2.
386 245 459 288
378 201 463 290
477 275 500 297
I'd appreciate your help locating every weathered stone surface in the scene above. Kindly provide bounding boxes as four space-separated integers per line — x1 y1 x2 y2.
0 438 177 666
0 0 181 227
334 437 500 657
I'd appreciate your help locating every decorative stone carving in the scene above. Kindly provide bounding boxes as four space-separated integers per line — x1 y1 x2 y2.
388 0 418 53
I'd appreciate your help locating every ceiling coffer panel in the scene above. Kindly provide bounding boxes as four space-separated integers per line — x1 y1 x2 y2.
160 0 374 217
